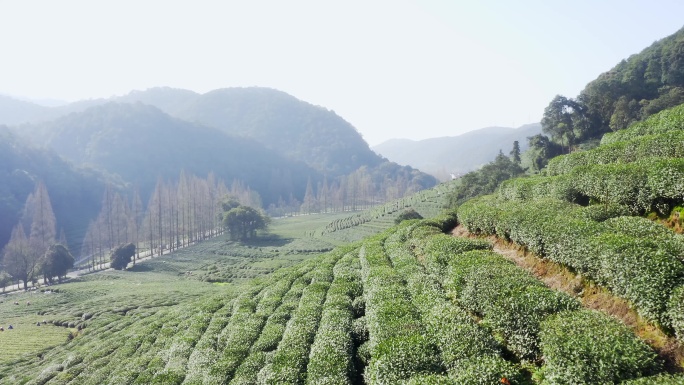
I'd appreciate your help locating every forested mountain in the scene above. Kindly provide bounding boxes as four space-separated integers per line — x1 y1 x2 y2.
540 25 684 150
165 87 383 177
0 95 50 125
15 102 316 206
373 123 541 180
115 87 200 114
0 126 107 251
1 88 436 256
2 87 392 178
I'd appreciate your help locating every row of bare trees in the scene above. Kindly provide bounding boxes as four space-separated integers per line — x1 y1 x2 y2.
80 171 256 269
2 166 424 288
0 182 72 289
280 167 420 216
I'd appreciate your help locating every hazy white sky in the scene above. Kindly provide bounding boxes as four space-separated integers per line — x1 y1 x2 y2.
1 1 683 145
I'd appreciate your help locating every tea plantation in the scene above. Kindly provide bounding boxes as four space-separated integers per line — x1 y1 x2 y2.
3 106 684 383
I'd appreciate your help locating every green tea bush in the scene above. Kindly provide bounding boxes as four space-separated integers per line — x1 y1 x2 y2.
456 196 502 235
413 233 491 277
359 234 442 384
263 258 336 385
539 310 661 385
570 203 631 222
604 216 684 259
447 356 523 385
591 233 684 326
543 218 607 275
498 175 578 202
384 228 509 374
306 252 359 385
450 252 579 359
601 104 684 145
444 250 512 297
548 130 684 176
621 373 684 384
667 286 684 342
365 334 441 385
405 375 458 385
459 196 684 328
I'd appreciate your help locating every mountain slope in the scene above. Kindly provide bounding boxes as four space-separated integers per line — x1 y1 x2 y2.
168 87 383 176
16 102 318 206
373 123 541 180
0 126 107 251
0 95 51 125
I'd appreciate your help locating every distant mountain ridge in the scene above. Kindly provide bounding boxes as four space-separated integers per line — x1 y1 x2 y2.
373 123 542 180
2 87 410 178
1 87 437 251
15 102 317 205
0 126 108 251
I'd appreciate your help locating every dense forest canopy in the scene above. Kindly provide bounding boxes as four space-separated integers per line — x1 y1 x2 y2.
541 26 684 150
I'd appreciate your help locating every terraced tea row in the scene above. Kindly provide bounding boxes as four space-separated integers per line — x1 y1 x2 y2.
459 197 684 340
3 207 681 384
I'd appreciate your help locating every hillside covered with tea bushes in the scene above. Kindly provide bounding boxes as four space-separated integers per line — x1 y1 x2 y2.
5 99 684 385
458 104 684 356
2 213 680 384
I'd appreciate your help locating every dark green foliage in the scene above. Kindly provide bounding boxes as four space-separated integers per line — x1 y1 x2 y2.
394 208 423 224
447 151 524 206
621 374 684 384
110 243 135 270
510 140 521 164
41 244 74 284
459 196 684 329
539 310 661 384
540 26 684 145
602 103 684 145
445 250 579 359
525 134 563 173
222 204 270 240
541 95 587 152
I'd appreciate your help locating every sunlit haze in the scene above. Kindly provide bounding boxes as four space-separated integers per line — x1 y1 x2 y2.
1 0 683 145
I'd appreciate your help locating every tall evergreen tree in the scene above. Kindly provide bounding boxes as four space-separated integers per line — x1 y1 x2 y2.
510 141 521 164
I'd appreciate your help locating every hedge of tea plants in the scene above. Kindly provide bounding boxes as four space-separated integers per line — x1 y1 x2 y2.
601 103 684 146
458 196 684 334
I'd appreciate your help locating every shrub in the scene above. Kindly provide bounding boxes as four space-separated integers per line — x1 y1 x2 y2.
621 374 684 384
447 356 523 385
455 259 579 359
394 208 424 224
601 104 684 145
110 243 136 270
667 286 684 343
591 233 684 326
539 310 661 385
365 334 441 385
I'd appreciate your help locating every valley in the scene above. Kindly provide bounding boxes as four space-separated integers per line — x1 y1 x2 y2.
2 20 684 385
